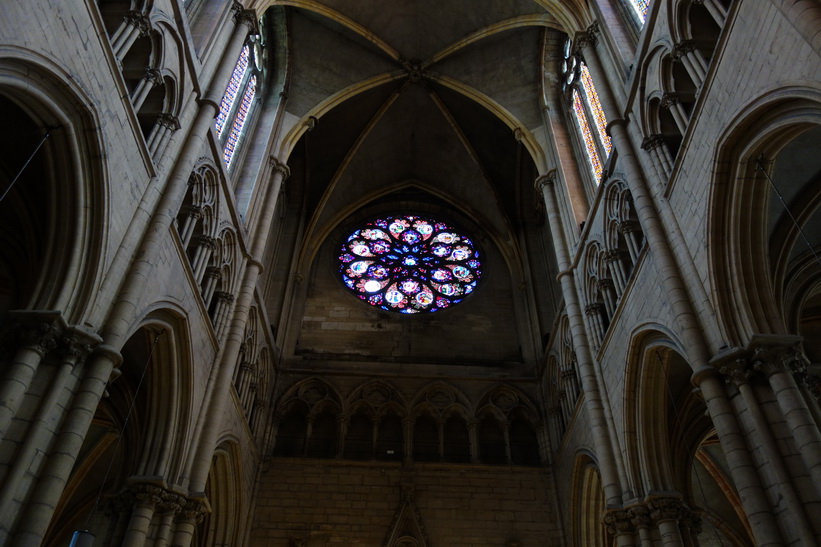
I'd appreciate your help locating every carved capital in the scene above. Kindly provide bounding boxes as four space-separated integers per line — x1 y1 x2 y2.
179 499 208 523
131 483 165 508
598 278 614 292
671 40 696 61
628 503 651 528
158 113 180 131
751 341 809 377
268 156 291 179
575 22 600 53
144 68 163 87
205 266 222 280
603 508 634 536
535 169 558 192
641 133 665 151
618 220 641 235
18 321 62 355
195 234 216 250
660 92 680 109
604 249 625 263
60 334 94 362
233 6 259 34
647 496 689 523
125 10 151 36
585 303 603 317
719 359 753 386
215 290 235 304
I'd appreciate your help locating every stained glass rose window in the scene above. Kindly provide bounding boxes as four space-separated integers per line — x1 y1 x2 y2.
338 215 482 314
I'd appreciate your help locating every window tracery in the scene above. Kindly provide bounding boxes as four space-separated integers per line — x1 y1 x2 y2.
216 40 262 168
626 0 651 25
338 214 482 314
563 39 611 185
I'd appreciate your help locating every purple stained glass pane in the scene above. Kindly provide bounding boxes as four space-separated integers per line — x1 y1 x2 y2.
215 46 250 136
222 75 256 167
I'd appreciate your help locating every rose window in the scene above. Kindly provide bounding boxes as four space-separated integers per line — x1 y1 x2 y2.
338 215 482 314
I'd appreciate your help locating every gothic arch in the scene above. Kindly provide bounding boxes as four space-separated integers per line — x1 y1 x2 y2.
709 85 821 345
569 452 608 547
197 439 245 547
0 53 106 325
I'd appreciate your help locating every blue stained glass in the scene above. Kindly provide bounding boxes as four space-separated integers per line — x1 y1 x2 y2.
339 214 482 314
215 46 250 136
223 75 257 167
627 0 650 24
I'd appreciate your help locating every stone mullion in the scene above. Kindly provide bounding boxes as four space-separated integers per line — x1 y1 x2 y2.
201 267 221 310
672 41 706 87
751 340 821 496
235 360 253 410
599 279 617 317
467 420 479 464
537 173 625 505
178 206 202 248
640 134 672 181
147 113 180 158
336 416 348 459
584 303 604 348
111 11 150 60
132 68 163 111
619 221 643 264
720 359 817 544
213 291 236 337
695 0 728 26
0 332 94 526
0 316 62 447
436 418 445 462
191 237 216 282
661 93 688 135
10 345 122 547
605 251 627 294
403 418 414 463
303 416 315 457
502 421 513 464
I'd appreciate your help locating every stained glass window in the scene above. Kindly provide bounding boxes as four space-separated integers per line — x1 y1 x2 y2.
580 64 612 156
572 90 603 181
338 215 482 314
215 45 250 136
223 75 256 167
627 0 650 24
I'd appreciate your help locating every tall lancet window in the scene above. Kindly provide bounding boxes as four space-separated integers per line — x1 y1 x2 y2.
562 39 611 185
215 39 262 169
625 0 651 26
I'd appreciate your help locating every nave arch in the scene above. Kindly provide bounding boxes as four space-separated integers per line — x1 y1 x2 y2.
709 85 821 346
0 53 107 324
621 329 753 546
43 310 196 546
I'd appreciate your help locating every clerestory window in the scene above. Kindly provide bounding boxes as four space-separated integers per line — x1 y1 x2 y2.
215 40 262 169
625 0 651 26
562 39 612 185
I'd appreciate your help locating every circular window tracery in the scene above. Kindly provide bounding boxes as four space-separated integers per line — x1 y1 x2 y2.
338 214 482 314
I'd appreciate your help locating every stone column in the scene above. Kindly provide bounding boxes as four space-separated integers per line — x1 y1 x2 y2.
335 415 348 459
603 508 638 547
132 68 163 111
468 419 479 464
191 237 217 282
640 134 673 181
671 40 707 87
628 504 654 547
10 345 122 547
660 93 688 136
147 113 181 158
719 358 816 544
749 337 821 491
178 205 203 248
111 10 151 60
647 496 688 547
0 312 63 441
170 499 207 547
696 0 729 26
153 493 183 547
502 421 513 464
537 172 624 505
0 330 95 525
121 484 164 547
